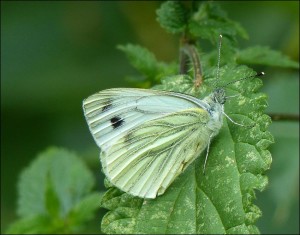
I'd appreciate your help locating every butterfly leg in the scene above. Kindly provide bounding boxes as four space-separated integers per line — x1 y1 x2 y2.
203 134 213 175
225 94 240 99
223 111 255 128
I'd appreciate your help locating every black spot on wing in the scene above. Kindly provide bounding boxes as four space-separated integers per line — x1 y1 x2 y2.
102 103 112 111
110 116 124 128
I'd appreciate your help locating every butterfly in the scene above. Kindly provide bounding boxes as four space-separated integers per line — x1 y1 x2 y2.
82 36 264 199
83 86 231 199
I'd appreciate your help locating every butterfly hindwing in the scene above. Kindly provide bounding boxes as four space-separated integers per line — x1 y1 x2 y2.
101 108 211 198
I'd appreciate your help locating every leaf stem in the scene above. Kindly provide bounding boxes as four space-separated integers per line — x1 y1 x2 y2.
179 34 202 87
179 36 189 75
268 113 299 122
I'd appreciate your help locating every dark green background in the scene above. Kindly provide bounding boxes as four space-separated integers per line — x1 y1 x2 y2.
1 1 299 233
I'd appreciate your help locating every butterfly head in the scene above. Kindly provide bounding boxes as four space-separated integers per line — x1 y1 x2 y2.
212 88 226 105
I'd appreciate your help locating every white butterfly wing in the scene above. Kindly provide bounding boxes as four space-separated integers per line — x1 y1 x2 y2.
83 88 208 151
83 88 212 198
101 108 211 198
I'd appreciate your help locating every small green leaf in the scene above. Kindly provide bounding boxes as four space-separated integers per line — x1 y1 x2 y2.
6 215 51 234
18 147 95 217
118 44 177 87
10 147 100 234
156 1 188 34
45 173 60 218
189 2 248 44
101 193 143 234
237 46 299 68
68 192 102 226
101 187 124 211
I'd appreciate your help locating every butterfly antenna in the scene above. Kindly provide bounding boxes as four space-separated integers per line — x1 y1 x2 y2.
215 34 223 88
220 72 265 88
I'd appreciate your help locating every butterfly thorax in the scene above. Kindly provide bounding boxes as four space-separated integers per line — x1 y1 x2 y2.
202 88 225 136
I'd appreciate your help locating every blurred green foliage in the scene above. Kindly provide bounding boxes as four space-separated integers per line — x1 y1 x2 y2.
6 147 101 234
1 1 299 234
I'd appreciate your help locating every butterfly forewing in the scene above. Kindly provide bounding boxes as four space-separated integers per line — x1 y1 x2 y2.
83 88 207 150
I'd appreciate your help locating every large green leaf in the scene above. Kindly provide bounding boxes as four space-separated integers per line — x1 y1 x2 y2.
99 2 277 233
100 64 273 234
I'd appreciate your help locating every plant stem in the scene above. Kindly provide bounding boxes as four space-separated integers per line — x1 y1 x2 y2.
268 113 299 122
179 34 202 87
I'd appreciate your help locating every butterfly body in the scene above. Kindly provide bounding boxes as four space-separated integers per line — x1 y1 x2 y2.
83 88 225 198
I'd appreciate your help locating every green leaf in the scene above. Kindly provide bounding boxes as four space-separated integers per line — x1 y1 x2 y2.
237 46 299 68
118 44 177 87
100 63 273 234
18 147 95 217
189 2 248 44
45 173 60 218
101 193 143 233
6 215 53 234
68 192 103 226
156 1 188 34
99 2 275 234
10 147 100 234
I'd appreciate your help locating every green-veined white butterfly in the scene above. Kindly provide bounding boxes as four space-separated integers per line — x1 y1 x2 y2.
83 88 225 199
82 36 264 199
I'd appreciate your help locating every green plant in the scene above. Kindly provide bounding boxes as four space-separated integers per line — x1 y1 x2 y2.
101 2 297 234
6 1 298 234
6 148 101 234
